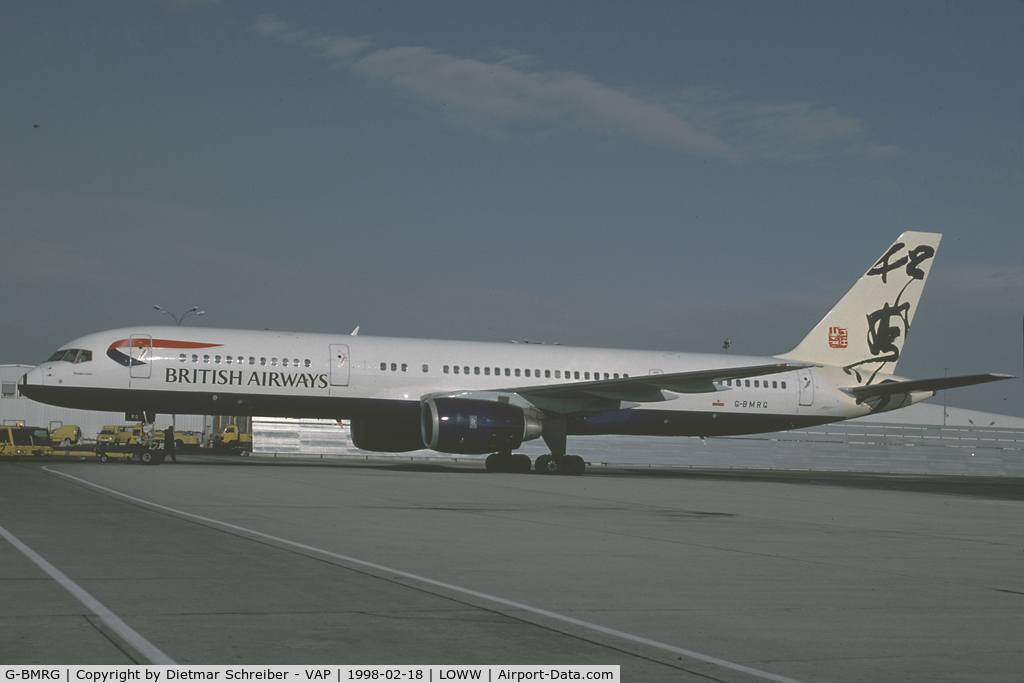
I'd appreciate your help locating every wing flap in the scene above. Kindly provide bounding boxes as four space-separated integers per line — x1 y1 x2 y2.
515 362 816 407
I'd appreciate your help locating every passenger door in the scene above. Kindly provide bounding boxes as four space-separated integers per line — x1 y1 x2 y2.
129 334 152 379
798 368 814 406
329 344 350 387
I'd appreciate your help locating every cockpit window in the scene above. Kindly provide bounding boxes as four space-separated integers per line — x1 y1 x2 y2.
46 349 93 364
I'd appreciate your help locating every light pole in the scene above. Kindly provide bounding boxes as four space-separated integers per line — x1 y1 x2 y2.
153 305 204 326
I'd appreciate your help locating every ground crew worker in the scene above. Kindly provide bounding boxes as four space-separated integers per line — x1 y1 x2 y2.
164 426 177 463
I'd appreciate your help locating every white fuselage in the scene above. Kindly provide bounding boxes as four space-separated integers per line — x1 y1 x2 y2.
20 325 909 447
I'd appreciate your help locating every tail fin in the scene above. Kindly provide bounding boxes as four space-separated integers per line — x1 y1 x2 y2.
780 231 941 381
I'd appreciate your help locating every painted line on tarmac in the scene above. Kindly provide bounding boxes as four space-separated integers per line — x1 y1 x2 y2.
0 522 176 665
45 466 805 683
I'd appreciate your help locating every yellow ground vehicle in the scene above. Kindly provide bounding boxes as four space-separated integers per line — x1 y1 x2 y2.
49 424 81 446
127 426 198 448
210 424 252 448
97 424 136 445
0 426 51 457
0 425 152 463
173 430 202 447
128 425 155 445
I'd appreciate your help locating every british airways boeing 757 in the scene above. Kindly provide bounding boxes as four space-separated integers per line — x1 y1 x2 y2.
20 232 1012 474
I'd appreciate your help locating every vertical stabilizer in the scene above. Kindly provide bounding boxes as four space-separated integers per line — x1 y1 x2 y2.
780 232 941 381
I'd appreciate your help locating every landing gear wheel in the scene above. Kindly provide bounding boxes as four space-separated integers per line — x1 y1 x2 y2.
139 450 157 465
563 455 586 476
485 452 512 472
511 453 532 474
534 453 562 475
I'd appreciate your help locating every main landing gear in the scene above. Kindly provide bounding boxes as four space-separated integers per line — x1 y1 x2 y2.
484 417 586 475
484 451 586 475
535 453 586 476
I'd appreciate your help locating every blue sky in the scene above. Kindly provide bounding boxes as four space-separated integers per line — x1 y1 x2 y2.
2 1 1021 415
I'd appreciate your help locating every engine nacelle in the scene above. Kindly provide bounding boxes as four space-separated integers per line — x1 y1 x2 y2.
421 397 543 455
350 418 424 453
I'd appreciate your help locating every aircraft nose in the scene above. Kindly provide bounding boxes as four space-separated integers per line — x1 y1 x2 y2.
21 366 44 392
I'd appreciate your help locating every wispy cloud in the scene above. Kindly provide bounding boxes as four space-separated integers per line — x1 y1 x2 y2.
667 88 904 162
250 15 898 164
250 15 741 162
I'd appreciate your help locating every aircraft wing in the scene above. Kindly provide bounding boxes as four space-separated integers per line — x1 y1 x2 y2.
503 362 817 415
841 373 1014 401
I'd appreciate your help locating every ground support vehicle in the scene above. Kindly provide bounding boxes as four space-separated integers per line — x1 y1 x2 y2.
173 430 202 447
0 426 51 458
1 425 164 463
96 436 167 464
49 424 81 446
209 424 252 449
51 445 136 462
97 424 138 445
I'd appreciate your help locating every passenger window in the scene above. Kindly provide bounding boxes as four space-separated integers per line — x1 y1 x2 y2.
271 358 278 366
505 368 510 376
251 357 257 365
443 365 449 374
554 371 561 379
192 354 198 363
422 365 429 373
515 369 521 377
281 358 288 367
226 356 233 364
745 380 750 387
584 372 590 380
474 367 480 375
260 357 266 366
545 370 551 378
454 366 460 374
203 355 210 363
215 355 222 364
781 381 787 389
179 354 186 363
484 367 491 376
402 363 408 372
614 373 619 379
754 380 759 387
525 369 531 377
772 381 777 389
574 371 580 379
391 363 397 371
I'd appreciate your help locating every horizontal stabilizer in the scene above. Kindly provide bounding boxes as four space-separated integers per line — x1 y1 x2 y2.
842 373 1014 400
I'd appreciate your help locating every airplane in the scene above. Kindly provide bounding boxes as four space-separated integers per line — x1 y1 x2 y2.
20 232 1012 474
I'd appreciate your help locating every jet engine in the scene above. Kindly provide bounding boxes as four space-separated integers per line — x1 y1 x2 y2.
421 397 543 455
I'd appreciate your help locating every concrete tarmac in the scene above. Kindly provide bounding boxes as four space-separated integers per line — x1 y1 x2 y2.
1 455 1022 682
